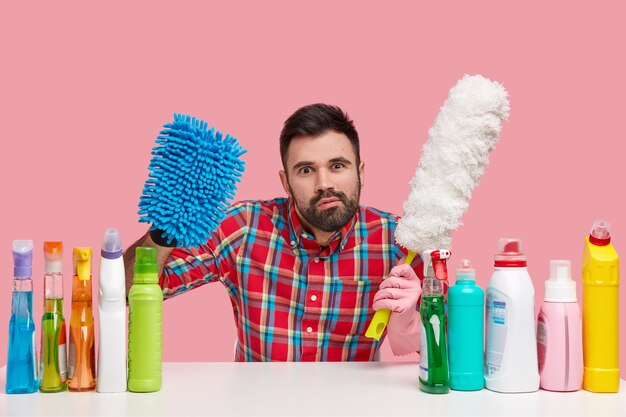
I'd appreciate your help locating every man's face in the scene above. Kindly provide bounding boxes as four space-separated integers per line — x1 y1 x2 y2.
279 131 364 233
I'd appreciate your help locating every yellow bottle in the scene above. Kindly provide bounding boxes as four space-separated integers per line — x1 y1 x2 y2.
582 220 620 393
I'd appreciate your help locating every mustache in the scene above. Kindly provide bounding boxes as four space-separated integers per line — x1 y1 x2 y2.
310 190 349 207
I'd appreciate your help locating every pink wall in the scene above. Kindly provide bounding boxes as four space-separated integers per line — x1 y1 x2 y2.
0 1 624 377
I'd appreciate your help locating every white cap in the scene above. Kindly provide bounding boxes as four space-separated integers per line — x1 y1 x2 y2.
456 259 476 282
544 260 576 302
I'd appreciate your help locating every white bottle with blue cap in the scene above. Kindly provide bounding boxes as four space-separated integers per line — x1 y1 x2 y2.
97 228 127 392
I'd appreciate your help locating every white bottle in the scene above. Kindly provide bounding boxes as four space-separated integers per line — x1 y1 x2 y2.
96 228 127 393
485 238 539 393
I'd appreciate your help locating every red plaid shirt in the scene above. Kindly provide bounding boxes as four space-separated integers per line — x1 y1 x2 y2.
160 197 422 361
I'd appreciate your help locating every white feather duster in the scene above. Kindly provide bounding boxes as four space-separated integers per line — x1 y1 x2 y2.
395 74 510 253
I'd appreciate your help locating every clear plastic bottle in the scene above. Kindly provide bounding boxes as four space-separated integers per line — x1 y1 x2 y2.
419 250 450 394
39 241 68 392
485 238 539 393
6 240 39 394
67 247 96 391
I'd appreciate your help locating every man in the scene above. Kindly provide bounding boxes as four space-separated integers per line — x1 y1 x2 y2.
124 103 422 361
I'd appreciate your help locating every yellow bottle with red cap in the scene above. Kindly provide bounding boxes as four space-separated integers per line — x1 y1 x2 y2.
582 220 620 393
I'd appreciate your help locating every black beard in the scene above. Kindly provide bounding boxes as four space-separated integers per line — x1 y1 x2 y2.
295 189 359 232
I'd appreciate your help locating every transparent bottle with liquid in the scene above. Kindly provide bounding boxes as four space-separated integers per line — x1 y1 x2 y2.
419 250 450 394
67 247 96 391
39 241 68 392
6 240 39 394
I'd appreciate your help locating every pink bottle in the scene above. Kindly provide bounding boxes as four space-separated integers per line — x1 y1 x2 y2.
537 260 583 391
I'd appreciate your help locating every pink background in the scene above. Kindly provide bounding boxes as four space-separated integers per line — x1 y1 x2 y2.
0 1 624 377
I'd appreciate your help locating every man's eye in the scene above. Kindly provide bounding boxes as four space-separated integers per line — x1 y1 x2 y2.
300 167 312 174
332 163 344 169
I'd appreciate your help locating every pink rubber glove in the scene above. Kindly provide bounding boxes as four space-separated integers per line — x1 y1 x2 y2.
372 264 422 356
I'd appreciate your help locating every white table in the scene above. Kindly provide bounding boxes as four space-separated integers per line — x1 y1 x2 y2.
1 362 624 416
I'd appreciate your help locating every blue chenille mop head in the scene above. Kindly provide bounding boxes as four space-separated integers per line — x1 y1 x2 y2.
138 113 246 248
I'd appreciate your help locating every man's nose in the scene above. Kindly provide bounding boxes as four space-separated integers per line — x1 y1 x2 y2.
315 169 334 193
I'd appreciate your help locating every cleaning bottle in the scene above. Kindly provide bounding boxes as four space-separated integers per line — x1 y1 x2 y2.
537 260 583 391
448 259 484 391
485 238 539 393
128 247 163 392
67 247 96 391
6 240 39 394
582 220 620 393
419 250 450 394
39 241 67 392
97 228 127 393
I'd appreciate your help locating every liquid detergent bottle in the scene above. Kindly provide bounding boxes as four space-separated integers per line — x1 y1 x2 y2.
582 220 620 393
97 228 127 393
448 259 484 391
485 238 539 393
6 240 39 394
128 247 163 392
419 250 450 394
537 260 583 391
39 241 68 392
67 247 96 391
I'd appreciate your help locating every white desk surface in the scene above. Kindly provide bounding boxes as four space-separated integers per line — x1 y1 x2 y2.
1 362 624 417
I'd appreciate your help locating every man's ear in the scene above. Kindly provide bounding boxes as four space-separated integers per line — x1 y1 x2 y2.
359 161 365 188
279 170 291 196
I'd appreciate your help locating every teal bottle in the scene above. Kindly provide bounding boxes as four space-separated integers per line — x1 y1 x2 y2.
448 259 485 391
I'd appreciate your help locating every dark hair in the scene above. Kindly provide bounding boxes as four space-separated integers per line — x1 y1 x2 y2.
279 103 360 170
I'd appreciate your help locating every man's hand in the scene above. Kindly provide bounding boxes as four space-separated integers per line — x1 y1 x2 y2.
372 264 422 356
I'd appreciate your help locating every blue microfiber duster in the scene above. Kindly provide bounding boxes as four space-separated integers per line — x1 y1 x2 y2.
138 113 246 248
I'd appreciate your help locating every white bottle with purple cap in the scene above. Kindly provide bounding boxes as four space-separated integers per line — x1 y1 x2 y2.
97 228 127 393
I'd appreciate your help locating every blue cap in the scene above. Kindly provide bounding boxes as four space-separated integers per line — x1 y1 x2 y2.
13 240 33 278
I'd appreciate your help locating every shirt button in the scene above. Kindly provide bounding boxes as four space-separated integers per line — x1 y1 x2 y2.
306 327 313 334
290 240 296 245
314 258 319 263
310 295 317 302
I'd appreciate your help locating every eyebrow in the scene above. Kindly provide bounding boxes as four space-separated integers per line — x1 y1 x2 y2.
292 157 353 172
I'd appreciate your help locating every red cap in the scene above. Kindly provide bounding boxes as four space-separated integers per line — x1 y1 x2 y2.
494 238 527 267
589 220 611 246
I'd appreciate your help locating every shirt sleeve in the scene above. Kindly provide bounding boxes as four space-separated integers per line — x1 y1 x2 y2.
159 202 250 300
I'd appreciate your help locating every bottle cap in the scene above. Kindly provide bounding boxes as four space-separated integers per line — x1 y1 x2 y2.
44 241 63 273
134 247 158 283
101 228 123 259
13 240 33 278
494 238 527 267
456 259 476 282
73 248 92 281
545 260 576 302
589 220 611 246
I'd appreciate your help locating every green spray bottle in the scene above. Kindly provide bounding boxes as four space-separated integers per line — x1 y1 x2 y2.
128 247 163 392
419 250 450 394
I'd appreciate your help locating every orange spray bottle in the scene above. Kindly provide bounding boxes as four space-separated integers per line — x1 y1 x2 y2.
67 248 96 391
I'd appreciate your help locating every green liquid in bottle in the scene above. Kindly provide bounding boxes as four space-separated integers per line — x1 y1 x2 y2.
419 293 450 394
40 299 67 392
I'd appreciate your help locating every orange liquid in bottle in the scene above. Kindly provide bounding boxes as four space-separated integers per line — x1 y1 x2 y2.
67 273 96 391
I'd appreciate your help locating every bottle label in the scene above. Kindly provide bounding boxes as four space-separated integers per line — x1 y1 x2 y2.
68 338 75 379
419 321 428 381
59 323 67 381
536 313 547 373
486 294 507 376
